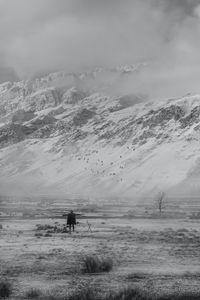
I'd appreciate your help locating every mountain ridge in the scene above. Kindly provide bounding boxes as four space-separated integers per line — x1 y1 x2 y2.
0 67 200 200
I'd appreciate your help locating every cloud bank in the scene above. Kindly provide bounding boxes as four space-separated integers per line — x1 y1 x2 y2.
1 0 200 98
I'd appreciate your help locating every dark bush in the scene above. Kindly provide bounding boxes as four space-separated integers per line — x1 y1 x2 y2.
0 279 12 299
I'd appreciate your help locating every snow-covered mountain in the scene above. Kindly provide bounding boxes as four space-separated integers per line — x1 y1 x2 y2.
0 67 200 200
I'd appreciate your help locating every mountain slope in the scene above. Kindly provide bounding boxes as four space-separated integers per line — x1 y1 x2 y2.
0 70 200 200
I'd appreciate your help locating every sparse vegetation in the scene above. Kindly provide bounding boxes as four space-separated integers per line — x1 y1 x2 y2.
3 200 200 300
25 288 42 299
103 288 200 300
40 286 200 300
104 287 149 300
67 287 97 300
0 279 12 299
80 255 113 274
38 286 98 300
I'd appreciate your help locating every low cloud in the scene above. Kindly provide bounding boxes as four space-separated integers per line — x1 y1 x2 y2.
0 0 200 98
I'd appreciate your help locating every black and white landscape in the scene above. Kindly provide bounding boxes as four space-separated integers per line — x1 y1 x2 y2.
1 1 200 299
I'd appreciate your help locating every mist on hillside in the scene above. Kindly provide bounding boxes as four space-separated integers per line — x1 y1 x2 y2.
0 0 200 98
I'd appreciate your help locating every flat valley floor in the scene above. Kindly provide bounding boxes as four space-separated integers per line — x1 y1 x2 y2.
1 197 200 299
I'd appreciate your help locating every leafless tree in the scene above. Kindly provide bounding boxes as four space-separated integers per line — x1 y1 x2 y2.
157 191 165 215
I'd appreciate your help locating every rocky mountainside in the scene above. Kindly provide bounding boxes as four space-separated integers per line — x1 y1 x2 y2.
0 67 200 200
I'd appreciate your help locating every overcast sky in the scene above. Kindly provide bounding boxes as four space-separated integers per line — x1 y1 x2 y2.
0 0 200 97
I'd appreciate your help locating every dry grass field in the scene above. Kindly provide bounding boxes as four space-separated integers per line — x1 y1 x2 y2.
1 196 200 299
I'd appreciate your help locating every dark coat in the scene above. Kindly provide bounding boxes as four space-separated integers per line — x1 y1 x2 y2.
67 212 76 225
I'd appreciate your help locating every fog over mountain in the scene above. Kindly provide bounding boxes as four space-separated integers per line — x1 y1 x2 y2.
0 0 200 98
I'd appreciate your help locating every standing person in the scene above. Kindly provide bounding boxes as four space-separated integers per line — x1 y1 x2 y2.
67 210 76 233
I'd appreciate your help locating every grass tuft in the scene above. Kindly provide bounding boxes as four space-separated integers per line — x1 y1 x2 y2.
104 287 150 300
42 286 97 300
81 255 113 274
25 288 42 299
104 287 200 300
67 287 97 300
